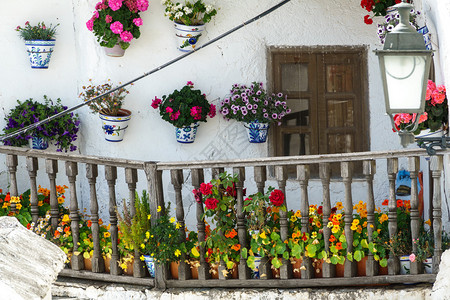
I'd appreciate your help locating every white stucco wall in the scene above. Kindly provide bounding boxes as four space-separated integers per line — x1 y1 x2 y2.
0 0 448 225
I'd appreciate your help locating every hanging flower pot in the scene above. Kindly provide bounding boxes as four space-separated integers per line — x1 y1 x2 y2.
417 26 432 50
25 40 56 69
244 121 269 143
175 122 199 143
174 23 205 52
104 44 125 57
29 136 49 150
415 127 445 139
250 256 262 279
99 109 132 142
143 255 155 278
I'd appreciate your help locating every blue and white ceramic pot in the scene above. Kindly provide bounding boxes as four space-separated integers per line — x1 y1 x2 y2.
174 23 205 52
244 121 269 143
175 122 199 143
251 256 262 279
25 40 55 69
29 136 49 150
143 255 156 278
99 109 132 142
417 26 432 50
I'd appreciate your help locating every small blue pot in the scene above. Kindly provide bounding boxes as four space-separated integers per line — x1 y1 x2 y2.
175 122 199 143
244 121 269 143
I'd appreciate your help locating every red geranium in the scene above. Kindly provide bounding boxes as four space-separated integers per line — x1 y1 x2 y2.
199 183 213 195
205 198 219 210
269 189 285 207
382 199 389 206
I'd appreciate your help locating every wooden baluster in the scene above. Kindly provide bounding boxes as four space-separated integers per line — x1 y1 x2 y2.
276 165 292 279
234 167 250 280
319 163 335 278
144 162 167 289
26 157 39 224
254 166 266 194
105 165 121 275
408 157 423 275
86 163 105 273
431 155 443 273
387 158 400 275
364 160 378 276
298 164 314 279
342 161 356 277
66 162 83 270
46 159 59 230
191 168 210 280
125 168 146 277
171 169 190 280
6 154 18 213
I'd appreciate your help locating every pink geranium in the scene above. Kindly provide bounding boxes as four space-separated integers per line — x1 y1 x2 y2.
110 21 123 34
151 97 161 109
108 0 123 11
105 15 113 23
170 111 180 120
120 31 133 42
93 11 100 19
86 19 94 31
208 104 216 118
133 18 143 26
166 107 173 113
136 0 149 11
190 106 202 120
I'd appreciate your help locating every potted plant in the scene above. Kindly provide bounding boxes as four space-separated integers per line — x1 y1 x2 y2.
393 80 448 138
2 96 80 152
220 82 291 143
143 203 182 279
195 172 239 277
360 0 401 25
376 9 423 44
117 190 152 276
16 21 58 68
79 79 132 142
86 0 149 56
162 0 218 51
183 230 201 278
152 81 216 143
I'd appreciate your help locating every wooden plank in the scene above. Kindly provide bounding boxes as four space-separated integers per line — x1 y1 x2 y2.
58 269 154 286
430 155 444 273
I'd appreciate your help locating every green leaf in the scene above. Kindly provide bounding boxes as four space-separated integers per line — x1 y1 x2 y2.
347 252 353 261
272 257 282 269
291 244 302 258
339 235 347 243
241 247 248 259
361 239 369 249
380 258 388 268
354 250 362 262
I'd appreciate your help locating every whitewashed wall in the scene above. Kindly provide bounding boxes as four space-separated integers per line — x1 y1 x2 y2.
0 0 448 225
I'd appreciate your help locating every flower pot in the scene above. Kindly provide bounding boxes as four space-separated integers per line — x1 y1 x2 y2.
99 109 132 142
244 121 269 143
399 255 410 275
191 265 199 279
291 257 302 279
174 23 205 52
175 122 199 143
313 259 323 278
417 26 432 50
104 44 125 57
357 256 368 277
170 261 179 279
335 262 345 277
251 256 262 279
84 257 92 271
423 257 433 274
104 255 111 273
25 40 55 69
210 263 219 279
143 255 155 278
415 128 445 139
29 136 48 150
122 260 134 276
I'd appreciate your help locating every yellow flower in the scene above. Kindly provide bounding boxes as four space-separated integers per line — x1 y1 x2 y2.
362 221 367 228
336 202 343 210
174 249 181 257
38 201 43 207
294 210 302 218
141 243 145 249
16 203 22 210
58 197 64 204
146 231 150 239
309 206 316 215
332 225 340 233
62 214 70 223
10 196 20 203
290 215 297 222
335 214 343 220
370 224 374 228
356 225 362 234
176 222 182 229
170 217 175 223
425 219 431 226
157 206 162 212
352 219 360 226
327 221 333 228
147 214 151 220
104 232 111 238
140 255 145 261
379 214 388 224
259 232 267 239
311 231 317 239
351 224 358 231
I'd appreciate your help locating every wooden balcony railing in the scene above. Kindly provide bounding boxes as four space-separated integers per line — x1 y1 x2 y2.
0 145 445 289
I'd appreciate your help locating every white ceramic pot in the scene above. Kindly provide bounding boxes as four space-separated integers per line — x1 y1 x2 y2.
175 122 199 143
104 44 125 57
244 121 269 143
99 109 131 142
25 40 55 69
174 23 205 52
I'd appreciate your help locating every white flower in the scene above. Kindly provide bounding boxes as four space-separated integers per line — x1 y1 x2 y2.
41 234 46 238
175 12 183 19
57 227 63 233
206 5 213 13
183 7 192 14
174 4 183 10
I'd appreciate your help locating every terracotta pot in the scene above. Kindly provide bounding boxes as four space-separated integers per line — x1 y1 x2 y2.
191 266 199 279
379 265 389 275
170 261 179 280
291 258 302 279
335 262 345 277
272 267 280 279
84 257 92 271
121 259 134 276
230 263 238 279
313 259 323 278
210 264 219 279
104 256 111 273
357 256 368 276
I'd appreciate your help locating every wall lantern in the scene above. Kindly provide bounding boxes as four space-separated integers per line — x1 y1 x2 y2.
374 0 434 148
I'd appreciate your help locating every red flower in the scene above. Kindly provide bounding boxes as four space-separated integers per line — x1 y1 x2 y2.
364 15 373 25
87 220 92 227
4 193 10 202
329 235 336 243
397 200 404 208
192 189 202 203
26 223 31 230
301 232 308 241
382 199 389 206
205 198 219 210
317 206 323 215
269 189 285 207
199 183 213 196
336 242 343 250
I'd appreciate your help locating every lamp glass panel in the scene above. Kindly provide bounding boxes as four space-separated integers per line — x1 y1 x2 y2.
384 55 426 110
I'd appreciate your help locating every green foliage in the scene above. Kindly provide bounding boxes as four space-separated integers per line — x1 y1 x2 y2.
144 203 182 264
2 96 80 152
16 21 58 41
79 80 130 116
117 190 151 253
162 0 218 26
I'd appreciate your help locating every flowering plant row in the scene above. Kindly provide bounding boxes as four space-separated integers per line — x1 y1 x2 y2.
162 0 217 26
16 21 58 41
